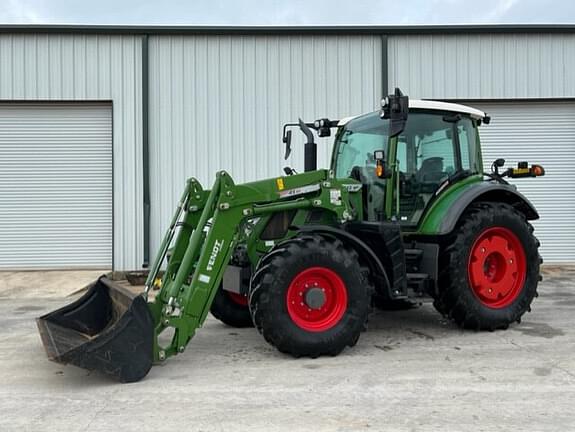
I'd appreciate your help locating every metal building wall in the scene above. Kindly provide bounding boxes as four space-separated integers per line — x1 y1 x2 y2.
0 34 143 270
388 34 575 98
148 35 382 253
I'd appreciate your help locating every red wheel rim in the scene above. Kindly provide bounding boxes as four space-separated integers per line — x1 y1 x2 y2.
286 266 348 332
467 227 527 309
228 291 249 307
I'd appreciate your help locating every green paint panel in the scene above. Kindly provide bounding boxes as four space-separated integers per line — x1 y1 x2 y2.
416 174 483 234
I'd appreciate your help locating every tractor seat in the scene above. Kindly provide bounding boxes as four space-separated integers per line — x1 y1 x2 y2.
416 157 445 183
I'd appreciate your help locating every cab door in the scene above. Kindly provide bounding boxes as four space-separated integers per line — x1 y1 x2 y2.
388 111 480 226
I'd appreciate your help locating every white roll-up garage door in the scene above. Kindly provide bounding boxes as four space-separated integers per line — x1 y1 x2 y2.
0 103 112 269
466 101 575 264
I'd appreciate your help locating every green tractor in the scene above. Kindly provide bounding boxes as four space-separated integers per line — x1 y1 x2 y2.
38 89 545 382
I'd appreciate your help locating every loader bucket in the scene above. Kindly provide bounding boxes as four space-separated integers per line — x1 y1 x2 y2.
36 276 154 383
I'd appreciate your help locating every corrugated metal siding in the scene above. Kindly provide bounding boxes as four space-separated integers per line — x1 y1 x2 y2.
148 35 382 253
388 34 575 99
469 101 575 263
0 103 112 269
0 34 142 270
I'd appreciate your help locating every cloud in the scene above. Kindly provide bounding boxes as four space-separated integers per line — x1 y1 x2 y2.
485 0 520 22
1 0 46 23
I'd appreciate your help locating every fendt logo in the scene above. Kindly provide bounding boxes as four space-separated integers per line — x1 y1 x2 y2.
206 239 225 272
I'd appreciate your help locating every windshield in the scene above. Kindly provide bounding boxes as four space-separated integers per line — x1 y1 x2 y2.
333 112 389 178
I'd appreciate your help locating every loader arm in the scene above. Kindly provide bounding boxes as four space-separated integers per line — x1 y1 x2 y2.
146 169 358 363
37 168 360 381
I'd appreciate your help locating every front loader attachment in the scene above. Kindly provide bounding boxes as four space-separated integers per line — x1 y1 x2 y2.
36 276 154 383
36 170 349 383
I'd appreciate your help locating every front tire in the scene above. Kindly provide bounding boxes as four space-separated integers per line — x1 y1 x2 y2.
249 235 371 357
435 202 541 330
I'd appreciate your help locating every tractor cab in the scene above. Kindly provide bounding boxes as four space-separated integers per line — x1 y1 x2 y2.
331 98 488 225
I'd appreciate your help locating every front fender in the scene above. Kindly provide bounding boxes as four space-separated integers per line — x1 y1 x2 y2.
418 181 539 236
295 224 392 297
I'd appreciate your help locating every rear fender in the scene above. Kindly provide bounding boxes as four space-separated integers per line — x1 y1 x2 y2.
419 182 539 236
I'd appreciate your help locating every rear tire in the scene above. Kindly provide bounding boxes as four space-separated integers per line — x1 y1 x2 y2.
249 235 371 357
210 285 253 328
435 202 541 330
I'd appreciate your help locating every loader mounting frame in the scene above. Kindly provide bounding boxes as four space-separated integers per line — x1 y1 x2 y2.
145 170 360 362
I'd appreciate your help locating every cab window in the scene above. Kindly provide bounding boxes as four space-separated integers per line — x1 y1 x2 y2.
395 112 478 224
334 113 389 178
333 112 389 221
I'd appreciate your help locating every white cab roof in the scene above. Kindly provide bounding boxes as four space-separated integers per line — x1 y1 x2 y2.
337 99 487 126
409 99 487 120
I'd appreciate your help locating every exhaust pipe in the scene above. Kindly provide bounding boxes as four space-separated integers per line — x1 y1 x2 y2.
299 118 317 172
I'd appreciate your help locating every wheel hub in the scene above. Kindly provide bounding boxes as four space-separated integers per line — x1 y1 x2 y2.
483 251 506 281
304 287 326 309
468 227 527 309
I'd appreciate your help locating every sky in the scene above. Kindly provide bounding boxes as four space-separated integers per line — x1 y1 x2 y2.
0 0 574 25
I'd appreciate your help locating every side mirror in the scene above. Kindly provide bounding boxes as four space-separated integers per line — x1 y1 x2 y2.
381 88 409 137
283 130 292 160
491 158 506 175
493 158 506 168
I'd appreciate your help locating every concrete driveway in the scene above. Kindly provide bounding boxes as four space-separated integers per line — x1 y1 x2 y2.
0 268 574 431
